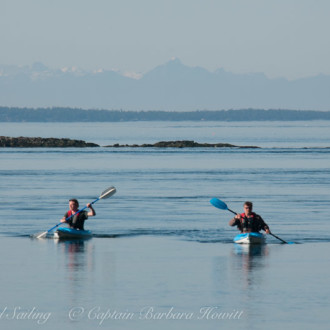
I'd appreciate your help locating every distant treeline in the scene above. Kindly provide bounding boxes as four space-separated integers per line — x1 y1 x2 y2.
1 107 330 122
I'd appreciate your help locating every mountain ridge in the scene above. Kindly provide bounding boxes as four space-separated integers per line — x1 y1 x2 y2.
1 59 329 111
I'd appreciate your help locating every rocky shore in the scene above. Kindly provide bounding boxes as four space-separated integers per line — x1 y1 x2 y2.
0 137 260 148
106 140 260 148
0 136 99 147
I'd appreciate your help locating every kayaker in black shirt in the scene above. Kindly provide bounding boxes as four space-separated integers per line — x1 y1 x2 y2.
229 201 270 234
60 198 96 230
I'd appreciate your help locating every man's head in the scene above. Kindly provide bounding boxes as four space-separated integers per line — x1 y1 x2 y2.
69 198 79 211
243 201 253 215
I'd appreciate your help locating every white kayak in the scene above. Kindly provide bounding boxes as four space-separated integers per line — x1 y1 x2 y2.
54 227 92 240
234 232 266 244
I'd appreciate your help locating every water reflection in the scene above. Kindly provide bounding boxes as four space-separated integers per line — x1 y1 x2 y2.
231 244 269 289
55 239 94 275
55 239 95 306
233 243 268 257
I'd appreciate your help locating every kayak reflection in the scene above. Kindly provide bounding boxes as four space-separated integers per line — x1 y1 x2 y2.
230 243 269 290
55 239 94 274
233 243 268 257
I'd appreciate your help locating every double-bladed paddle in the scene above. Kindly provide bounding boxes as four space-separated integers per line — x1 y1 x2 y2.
35 186 116 239
210 197 292 244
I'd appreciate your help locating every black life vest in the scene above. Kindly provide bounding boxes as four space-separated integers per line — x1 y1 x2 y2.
66 210 85 230
240 212 262 232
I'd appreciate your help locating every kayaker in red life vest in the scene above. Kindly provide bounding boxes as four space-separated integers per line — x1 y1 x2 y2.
229 201 270 234
60 198 96 230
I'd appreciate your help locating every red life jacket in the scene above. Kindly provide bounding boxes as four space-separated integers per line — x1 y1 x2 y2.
240 212 255 218
67 210 79 219
240 212 257 231
66 210 85 230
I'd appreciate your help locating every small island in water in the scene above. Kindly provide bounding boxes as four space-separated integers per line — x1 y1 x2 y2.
0 136 260 148
106 140 260 148
0 136 99 148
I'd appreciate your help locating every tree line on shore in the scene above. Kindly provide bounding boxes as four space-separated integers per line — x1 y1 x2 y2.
1 107 330 122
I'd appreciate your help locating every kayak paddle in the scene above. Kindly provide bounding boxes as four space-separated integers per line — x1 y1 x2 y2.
35 186 116 239
210 198 237 215
210 197 292 244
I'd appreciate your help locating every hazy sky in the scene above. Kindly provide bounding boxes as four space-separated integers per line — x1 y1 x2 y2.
1 0 329 80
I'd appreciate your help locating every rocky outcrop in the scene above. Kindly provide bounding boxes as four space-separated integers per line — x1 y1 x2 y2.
107 140 260 148
0 136 99 147
0 137 260 148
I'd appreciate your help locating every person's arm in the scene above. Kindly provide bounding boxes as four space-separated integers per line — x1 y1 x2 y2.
60 212 68 223
258 215 270 234
229 214 240 226
87 203 96 217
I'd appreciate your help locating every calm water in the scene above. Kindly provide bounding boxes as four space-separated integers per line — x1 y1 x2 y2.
0 121 330 329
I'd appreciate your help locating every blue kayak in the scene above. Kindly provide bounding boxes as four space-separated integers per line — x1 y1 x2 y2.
234 232 266 244
54 227 92 240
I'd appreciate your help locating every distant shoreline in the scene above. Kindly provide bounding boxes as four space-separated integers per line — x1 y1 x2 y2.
1 137 329 149
0 137 259 148
1 107 330 122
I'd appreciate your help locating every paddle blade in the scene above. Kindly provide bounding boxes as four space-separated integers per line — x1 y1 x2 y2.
33 231 48 239
210 198 228 210
99 186 116 199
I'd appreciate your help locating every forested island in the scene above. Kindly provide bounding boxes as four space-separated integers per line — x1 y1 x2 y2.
1 107 330 122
